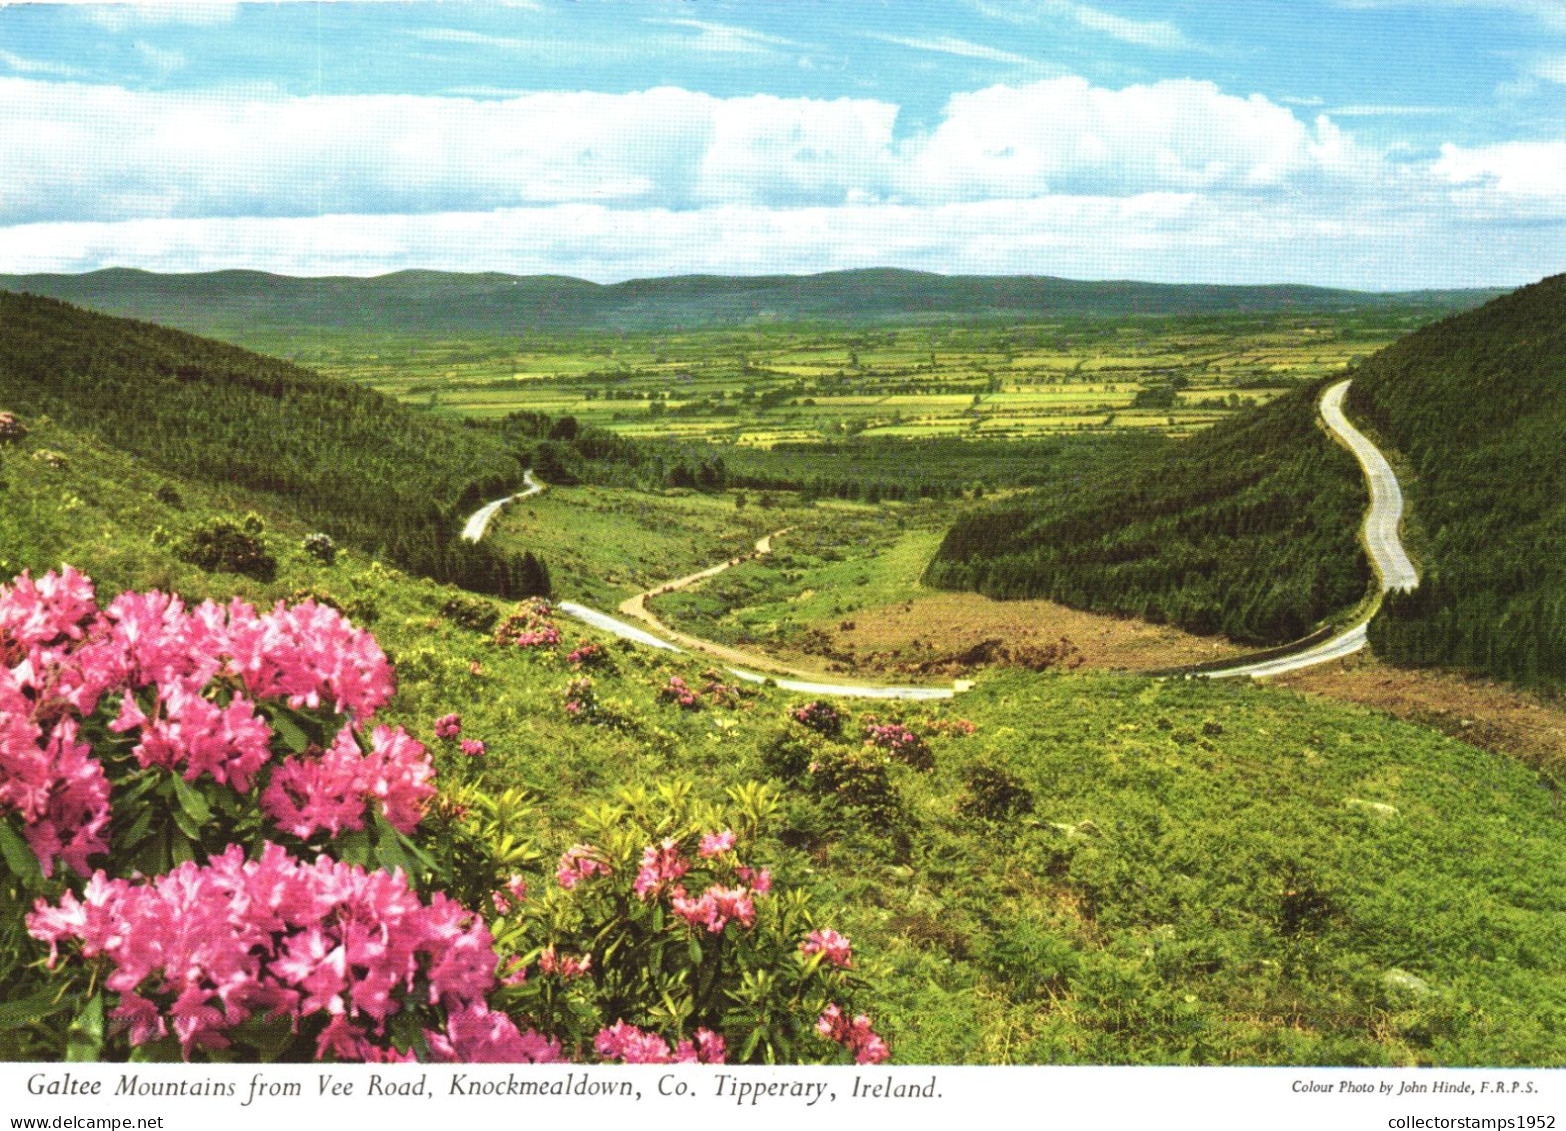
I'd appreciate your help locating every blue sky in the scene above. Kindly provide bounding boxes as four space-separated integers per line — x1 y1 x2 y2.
0 0 1562 287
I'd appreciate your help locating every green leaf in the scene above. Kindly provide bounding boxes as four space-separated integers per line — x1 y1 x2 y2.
687 934 704 964
65 993 104 1062
119 806 155 851
335 830 372 867
170 774 213 825
170 803 202 843
269 711 310 754
0 985 72 1031
0 820 42 886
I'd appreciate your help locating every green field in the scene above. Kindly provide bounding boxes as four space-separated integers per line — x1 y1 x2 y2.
244 309 1426 445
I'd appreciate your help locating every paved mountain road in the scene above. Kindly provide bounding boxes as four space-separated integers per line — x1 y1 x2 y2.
1203 379 1418 680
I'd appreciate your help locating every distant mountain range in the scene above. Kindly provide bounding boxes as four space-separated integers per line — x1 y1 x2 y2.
0 267 1502 338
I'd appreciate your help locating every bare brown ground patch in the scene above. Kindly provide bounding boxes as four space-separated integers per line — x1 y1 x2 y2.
1271 654 1566 778
777 591 1248 676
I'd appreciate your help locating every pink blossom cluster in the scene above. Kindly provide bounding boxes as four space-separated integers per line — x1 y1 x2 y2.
560 676 595 721
0 569 411 877
537 945 592 979
790 700 843 737
260 724 435 839
555 843 612 889
816 1004 891 1065
493 600 561 649
434 713 462 739
633 837 690 898
657 675 700 710
460 739 486 758
594 1021 726 1065
565 641 606 670
698 670 742 708
426 1003 562 1064
490 874 528 916
863 723 931 765
670 885 757 933
26 843 508 1061
800 929 853 968
627 833 769 934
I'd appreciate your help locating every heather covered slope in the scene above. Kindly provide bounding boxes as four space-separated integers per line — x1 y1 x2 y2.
0 291 546 595
1349 273 1566 691
1 408 1564 1065
924 382 1372 645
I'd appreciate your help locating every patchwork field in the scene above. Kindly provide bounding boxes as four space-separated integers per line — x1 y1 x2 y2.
246 308 1431 446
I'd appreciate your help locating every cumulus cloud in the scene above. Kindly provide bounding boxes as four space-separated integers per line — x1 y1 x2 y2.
899 78 1387 201
0 75 1394 226
0 71 1556 287
1433 140 1566 217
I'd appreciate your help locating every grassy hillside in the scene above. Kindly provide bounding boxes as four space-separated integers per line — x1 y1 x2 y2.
2 409 1564 1066
0 268 1499 340
0 291 547 596
924 383 1372 644
1349 273 1566 691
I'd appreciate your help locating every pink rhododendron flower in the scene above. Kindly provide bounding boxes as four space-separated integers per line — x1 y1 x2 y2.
633 837 689 899
736 865 772 894
0 567 99 657
816 1004 891 1065
801 928 853 968
538 945 591 979
698 829 736 858
126 682 273 791
12 718 111 879
260 725 433 840
460 739 485 757
434 714 462 739
674 1029 727 1064
427 1004 563 1064
595 1021 675 1065
556 844 611 889
27 843 499 1060
669 884 756 934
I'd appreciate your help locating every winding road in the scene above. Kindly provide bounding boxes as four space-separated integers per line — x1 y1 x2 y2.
464 483 953 700
461 470 544 542
1202 379 1418 679
463 378 1414 691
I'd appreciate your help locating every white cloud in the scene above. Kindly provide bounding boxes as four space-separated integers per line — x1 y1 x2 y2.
651 18 808 56
0 72 1557 287
1531 54 1566 83
1 194 1549 290
0 49 85 78
0 75 1402 227
972 1 1197 50
900 79 1388 202
1335 0 1566 32
866 33 1042 68
1433 140 1566 216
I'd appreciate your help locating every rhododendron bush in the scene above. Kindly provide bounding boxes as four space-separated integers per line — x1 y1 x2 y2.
0 569 886 1065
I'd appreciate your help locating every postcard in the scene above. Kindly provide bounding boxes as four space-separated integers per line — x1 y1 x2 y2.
0 3 1562 1129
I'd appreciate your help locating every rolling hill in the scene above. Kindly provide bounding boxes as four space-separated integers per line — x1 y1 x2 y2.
1349 272 1566 690
0 291 546 595
0 267 1501 341
923 381 1373 645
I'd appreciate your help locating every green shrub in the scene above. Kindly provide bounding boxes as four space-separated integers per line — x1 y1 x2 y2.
442 591 501 633
177 515 277 581
959 760 1035 822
